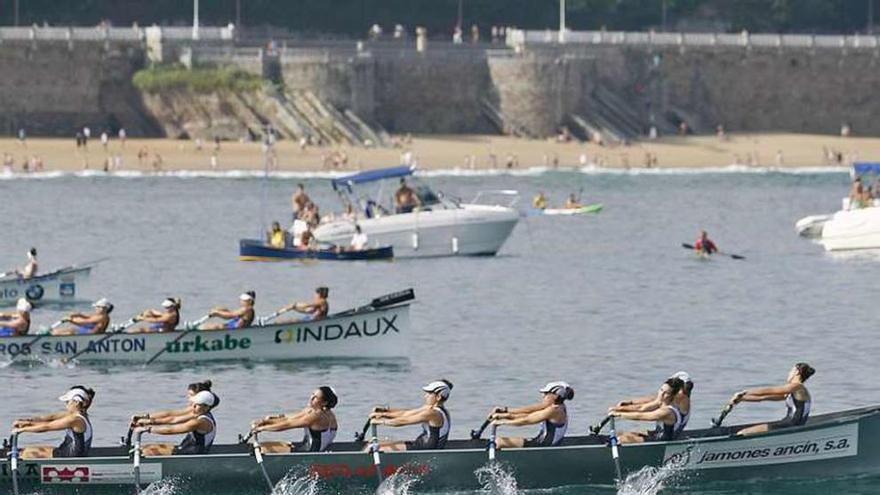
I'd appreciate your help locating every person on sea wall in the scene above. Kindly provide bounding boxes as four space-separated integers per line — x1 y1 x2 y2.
272 287 329 323
609 377 687 444
727 363 814 436
610 371 692 437
200 292 256 330
128 297 181 333
487 381 574 448
366 379 453 452
52 298 113 336
134 390 219 456
0 298 32 336
694 230 718 256
394 178 421 214
131 381 216 429
11 386 95 458
249 386 339 453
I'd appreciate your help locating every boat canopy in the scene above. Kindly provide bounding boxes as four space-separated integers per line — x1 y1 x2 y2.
852 162 880 178
331 165 414 191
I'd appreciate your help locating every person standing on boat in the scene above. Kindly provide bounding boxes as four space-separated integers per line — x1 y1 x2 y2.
52 298 113 336
367 379 453 452
274 287 329 323
350 224 369 251
394 178 421 214
694 230 718 256
132 381 216 429
611 371 693 435
487 381 574 448
728 363 814 436
13 247 38 279
0 298 32 336
200 292 255 330
135 390 219 456
249 386 339 453
129 297 181 333
610 377 686 444
11 386 95 458
291 183 311 220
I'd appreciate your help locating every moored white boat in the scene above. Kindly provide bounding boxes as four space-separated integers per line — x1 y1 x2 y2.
314 166 519 257
0 266 92 307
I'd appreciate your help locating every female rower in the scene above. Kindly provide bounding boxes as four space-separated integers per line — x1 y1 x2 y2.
134 390 219 456
131 380 214 427
249 386 339 453
612 371 693 436
201 291 255 330
130 297 181 333
729 362 814 436
52 298 113 336
0 298 32 336
11 386 95 458
274 287 329 323
367 379 453 452
488 381 574 448
610 377 686 444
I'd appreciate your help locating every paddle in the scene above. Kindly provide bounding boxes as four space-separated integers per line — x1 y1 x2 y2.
61 317 140 364
132 429 144 494
487 423 498 461
588 415 612 436
142 315 210 366
249 432 275 492
368 423 384 484
9 433 20 495
5 319 67 365
330 289 415 318
608 416 623 483
681 243 745 260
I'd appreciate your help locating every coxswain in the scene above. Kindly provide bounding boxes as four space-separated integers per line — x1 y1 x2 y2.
249 386 339 453
350 224 369 251
0 298 32 336
611 371 692 436
564 193 582 209
129 297 181 333
274 287 329 323
132 381 215 428
394 178 421 214
609 377 686 444
488 381 574 448
52 298 113 336
11 386 95 458
728 363 814 436
268 221 285 248
532 192 547 210
134 390 219 456
200 292 255 330
694 230 718 256
366 379 453 452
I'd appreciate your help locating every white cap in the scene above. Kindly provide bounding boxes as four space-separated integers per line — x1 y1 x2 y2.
421 380 452 400
239 292 254 302
93 298 112 308
670 371 692 384
16 298 32 312
59 388 89 403
539 381 573 400
190 390 216 407
161 298 177 309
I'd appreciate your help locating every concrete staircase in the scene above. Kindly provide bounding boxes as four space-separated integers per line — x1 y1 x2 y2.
479 98 534 138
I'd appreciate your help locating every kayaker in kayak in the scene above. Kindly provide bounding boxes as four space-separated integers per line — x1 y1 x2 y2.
367 379 453 451
131 380 215 429
274 287 329 323
564 193 582 209
532 192 548 209
129 297 181 333
610 377 686 444
694 230 718 256
201 292 255 330
611 371 692 435
52 298 113 336
249 386 339 453
488 381 574 448
0 298 32 336
728 363 814 436
135 390 219 456
11 386 95 458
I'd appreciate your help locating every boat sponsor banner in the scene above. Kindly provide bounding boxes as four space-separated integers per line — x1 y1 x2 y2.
273 315 401 345
41 463 162 484
663 423 858 470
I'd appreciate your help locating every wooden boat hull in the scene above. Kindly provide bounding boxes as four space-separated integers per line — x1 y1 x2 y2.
0 266 91 306
238 239 393 261
0 304 409 364
1 406 878 493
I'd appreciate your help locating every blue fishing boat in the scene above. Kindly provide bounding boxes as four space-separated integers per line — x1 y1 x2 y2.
238 239 393 261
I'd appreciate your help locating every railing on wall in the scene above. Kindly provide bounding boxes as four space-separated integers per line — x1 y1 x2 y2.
0 25 235 42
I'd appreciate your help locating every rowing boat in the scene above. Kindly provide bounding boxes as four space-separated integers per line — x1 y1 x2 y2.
0 303 410 365
527 204 604 216
238 239 394 261
1 405 876 493
0 266 91 307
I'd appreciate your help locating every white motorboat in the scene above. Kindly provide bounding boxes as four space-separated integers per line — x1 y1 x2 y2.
795 214 833 238
820 207 880 251
0 265 92 306
314 166 519 257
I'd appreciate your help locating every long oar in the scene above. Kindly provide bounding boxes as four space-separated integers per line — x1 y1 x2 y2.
249 432 275 492
6 319 66 365
487 423 497 461
61 317 140 364
608 416 623 483
142 315 210 366
711 402 736 428
132 429 144 494
470 418 491 440
681 243 745 260
588 415 612 435
368 423 384 484
354 418 372 442
10 433 20 495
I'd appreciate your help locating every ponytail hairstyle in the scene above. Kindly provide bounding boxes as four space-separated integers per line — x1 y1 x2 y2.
318 386 338 409
187 380 213 394
71 385 96 408
664 377 685 396
795 363 816 383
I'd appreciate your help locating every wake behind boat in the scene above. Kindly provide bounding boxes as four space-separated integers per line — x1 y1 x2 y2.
1 405 877 492
238 239 393 261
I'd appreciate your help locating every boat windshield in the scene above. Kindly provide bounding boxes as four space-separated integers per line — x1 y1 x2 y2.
328 171 453 221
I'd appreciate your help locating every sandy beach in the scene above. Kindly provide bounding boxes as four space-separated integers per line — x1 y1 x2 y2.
0 133 873 173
